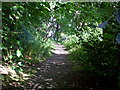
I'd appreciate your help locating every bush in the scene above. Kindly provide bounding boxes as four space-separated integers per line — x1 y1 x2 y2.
62 35 79 49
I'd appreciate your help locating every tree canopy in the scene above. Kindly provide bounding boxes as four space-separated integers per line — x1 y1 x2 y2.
1 2 120 89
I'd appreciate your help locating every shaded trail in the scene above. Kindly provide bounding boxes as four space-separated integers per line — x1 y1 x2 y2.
23 43 111 90
20 43 116 90
3 43 117 90
24 43 74 89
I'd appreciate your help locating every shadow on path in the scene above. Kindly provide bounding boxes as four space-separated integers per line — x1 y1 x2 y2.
24 43 74 89
3 43 118 90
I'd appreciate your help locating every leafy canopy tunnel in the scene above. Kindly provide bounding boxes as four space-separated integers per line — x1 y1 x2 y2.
1 2 120 89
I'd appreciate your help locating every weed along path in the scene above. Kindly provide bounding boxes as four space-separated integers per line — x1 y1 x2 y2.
24 43 75 89
4 43 115 89
19 43 105 90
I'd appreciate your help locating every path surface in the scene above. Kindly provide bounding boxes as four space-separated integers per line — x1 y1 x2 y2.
3 43 117 90
24 43 74 89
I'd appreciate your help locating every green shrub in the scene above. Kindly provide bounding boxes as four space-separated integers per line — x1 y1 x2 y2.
62 35 79 49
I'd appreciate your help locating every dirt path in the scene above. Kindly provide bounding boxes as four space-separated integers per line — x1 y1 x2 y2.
24 43 74 89
3 43 118 90
3 43 98 89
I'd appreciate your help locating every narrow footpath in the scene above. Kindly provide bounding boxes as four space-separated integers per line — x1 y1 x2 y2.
24 43 75 89
23 43 117 90
3 43 117 90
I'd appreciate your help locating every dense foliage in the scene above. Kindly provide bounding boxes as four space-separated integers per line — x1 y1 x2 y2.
2 2 120 89
60 2 120 89
2 3 54 84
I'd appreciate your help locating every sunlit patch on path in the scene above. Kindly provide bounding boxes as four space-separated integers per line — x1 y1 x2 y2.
23 43 73 89
51 43 69 55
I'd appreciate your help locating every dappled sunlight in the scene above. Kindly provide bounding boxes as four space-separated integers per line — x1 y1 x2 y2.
51 43 69 55
51 49 68 55
3 2 120 90
23 43 73 89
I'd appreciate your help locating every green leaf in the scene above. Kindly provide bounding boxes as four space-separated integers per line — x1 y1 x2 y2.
103 33 115 39
16 49 22 58
9 55 13 60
